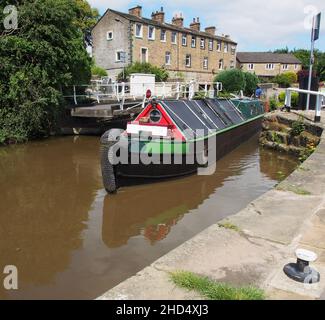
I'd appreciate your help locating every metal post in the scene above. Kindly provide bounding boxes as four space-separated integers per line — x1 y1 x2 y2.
162 82 166 99
285 89 292 111
120 82 125 110
315 94 321 122
307 16 316 111
73 86 77 105
176 82 180 100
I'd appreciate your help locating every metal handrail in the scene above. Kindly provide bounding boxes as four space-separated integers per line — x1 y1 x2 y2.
63 81 223 109
285 87 325 122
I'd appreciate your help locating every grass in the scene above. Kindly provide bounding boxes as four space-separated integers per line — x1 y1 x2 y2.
277 184 311 196
170 271 265 301
218 221 240 232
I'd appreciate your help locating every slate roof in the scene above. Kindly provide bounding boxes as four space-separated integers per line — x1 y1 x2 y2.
236 52 302 64
94 8 237 45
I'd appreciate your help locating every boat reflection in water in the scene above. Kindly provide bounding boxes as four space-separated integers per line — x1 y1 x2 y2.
101 136 298 249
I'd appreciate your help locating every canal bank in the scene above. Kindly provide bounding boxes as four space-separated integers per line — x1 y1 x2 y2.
98 111 325 300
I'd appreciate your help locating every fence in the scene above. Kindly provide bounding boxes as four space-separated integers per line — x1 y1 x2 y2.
285 87 325 122
63 81 223 109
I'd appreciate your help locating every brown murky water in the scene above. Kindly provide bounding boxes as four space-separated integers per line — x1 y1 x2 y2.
0 134 299 300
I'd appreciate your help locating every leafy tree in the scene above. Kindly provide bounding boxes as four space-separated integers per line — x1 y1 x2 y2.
118 62 169 82
215 69 246 93
273 47 289 54
273 72 298 88
0 0 98 144
91 65 108 77
244 72 259 96
274 48 325 81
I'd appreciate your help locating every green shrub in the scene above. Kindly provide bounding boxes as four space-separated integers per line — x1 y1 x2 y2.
273 72 298 88
118 62 169 82
215 69 246 93
269 98 278 111
91 65 108 77
291 117 305 136
278 91 299 107
244 72 259 96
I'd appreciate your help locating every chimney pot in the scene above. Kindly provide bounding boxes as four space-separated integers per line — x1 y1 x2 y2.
129 5 142 18
152 8 165 23
172 15 184 28
190 17 201 31
205 26 216 35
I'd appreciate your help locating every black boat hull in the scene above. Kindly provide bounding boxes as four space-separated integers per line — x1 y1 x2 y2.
114 116 263 182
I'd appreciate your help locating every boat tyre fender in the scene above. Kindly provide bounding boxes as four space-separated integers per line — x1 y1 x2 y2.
100 129 124 194
197 142 209 168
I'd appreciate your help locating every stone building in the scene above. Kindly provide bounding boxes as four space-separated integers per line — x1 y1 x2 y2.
91 5 237 83
236 52 302 79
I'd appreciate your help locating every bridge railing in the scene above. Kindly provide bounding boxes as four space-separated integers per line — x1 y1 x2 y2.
63 81 223 109
285 87 325 122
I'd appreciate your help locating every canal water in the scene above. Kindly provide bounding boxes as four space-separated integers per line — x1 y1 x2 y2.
0 134 299 300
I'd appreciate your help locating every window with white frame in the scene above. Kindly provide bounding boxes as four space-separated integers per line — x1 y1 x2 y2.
182 34 187 46
135 24 143 38
165 52 171 65
140 47 148 63
148 26 155 40
208 39 213 51
218 59 224 70
231 45 236 55
224 43 228 53
171 32 177 44
107 31 113 41
203 57 208 69
230 60 235 69
266 63 274 70
191 36 196 48
116 50 124 62
248 63 254 70
216 41 221 52
282 64 289 70
185 54 191 67
200 38 205 49
160 29 167 42
294 64 299 70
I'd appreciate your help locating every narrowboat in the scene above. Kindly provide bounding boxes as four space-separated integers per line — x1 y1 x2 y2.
100 95 265 193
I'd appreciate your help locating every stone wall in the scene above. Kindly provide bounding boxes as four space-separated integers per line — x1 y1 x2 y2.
259 112 323 160
92 11 131 77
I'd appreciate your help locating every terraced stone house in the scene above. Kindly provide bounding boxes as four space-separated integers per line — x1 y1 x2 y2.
236 52 302 79
91 6 237 83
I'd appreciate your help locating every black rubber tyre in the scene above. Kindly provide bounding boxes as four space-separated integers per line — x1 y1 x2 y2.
197 143 209 168
100 129 124 194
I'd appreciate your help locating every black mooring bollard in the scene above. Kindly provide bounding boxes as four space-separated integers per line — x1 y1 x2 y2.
284 249 320 284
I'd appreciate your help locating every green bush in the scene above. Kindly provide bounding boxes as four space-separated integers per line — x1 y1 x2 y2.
215 69 259 95
273 72 298 88
244 72 259 96
278 91 299 107
215 69 246 93
91 65 108 77
269 98 278 111
118 62 169 82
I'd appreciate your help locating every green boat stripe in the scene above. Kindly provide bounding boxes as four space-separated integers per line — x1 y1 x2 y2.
129 114 264 155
